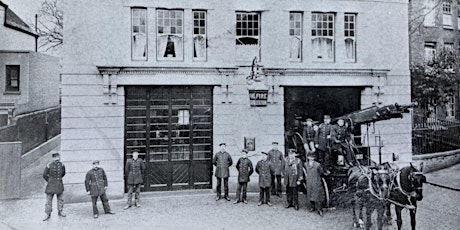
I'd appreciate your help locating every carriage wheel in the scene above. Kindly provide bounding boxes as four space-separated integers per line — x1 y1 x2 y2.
322 177 330 208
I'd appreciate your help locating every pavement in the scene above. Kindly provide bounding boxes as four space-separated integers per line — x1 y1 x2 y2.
0 162 459 230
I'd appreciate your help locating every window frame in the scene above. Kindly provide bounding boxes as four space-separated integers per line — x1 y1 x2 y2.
311 12 335 62
131 8 148 61
193 10 207 61
289 12 303 62
424 42 436 62
235 12 260 45
5 65 20 92
344 13 357 62
156 9 184 61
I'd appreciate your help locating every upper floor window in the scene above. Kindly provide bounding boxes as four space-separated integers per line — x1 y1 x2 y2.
131 8 147 61
344 13 356 62
289 12 302 61
443 0 453 28
236 12 260 45
311 13 335 62
193 10 207 61
5 65 20 92
157 9 183 60
424 42 436 62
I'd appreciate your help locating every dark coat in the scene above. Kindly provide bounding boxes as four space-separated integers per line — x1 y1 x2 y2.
85 167 108 197
212 151 233 178
125 158 145 185
305 160 326 202
236 157 254 183
282 155 302 187
256 159 274 188
302 125 316 143
333 125 351 149
43 160 65 194
315 123 335 151
268 149 284 175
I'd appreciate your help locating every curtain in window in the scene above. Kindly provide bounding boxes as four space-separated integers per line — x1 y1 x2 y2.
170 35 183 59
345 38 355 60
312 37 333 60
157 35 168 58
132 33 147 59
289 36 301 60
194 35 206 59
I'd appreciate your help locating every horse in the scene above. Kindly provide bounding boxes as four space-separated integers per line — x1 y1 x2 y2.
385 163 426 230
348 165 391 230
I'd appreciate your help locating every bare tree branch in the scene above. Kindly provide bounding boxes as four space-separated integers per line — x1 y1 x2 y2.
36 0 63 52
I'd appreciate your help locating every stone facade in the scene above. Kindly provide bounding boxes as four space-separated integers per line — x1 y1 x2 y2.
62 0 412 202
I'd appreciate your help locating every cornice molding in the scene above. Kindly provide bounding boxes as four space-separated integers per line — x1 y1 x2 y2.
262 68 390 77
97 66 238 76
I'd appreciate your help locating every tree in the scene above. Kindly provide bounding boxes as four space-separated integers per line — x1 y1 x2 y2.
36 0 63 52
411 49 457 114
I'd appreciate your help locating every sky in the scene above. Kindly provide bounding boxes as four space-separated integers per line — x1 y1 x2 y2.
2 0 44 25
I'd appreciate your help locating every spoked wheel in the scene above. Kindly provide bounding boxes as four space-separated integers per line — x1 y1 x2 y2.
322 177 330 208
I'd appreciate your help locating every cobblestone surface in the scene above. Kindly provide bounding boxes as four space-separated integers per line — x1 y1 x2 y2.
1 164 459 230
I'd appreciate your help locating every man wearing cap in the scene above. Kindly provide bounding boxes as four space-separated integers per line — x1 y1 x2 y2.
256 151 274 206
42 152 66 221
268 141 284 197
85 160 115 218
212 143 233 201
315 115 335 174
333 118 355 167
302 118 316 147
124 151 145 209
282 149 303 210
234 149 254 204
304 151 326 217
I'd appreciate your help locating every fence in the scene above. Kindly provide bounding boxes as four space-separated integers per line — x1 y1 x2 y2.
0 107 60 155
412 114 460 154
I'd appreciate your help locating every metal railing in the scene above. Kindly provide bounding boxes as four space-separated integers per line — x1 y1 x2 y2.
412 114 460 154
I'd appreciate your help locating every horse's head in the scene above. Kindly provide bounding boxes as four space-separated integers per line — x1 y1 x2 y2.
374 166 391 199
409 162 426 201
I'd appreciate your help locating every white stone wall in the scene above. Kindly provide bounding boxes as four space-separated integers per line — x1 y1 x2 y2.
0 6 36 51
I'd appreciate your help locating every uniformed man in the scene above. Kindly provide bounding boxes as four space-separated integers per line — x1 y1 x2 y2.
124 151 145 209
282 149 303 210
315 115 334 173
234 149 254 204
268 141 284 197
302 118 316 147
333 118 355 167
85 160 115 218
212 143 233 201
304 151 326 217
42 152 66 221
255 151 274 206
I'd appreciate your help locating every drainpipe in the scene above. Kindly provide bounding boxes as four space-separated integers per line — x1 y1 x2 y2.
35 14 38 52
452 1 459 119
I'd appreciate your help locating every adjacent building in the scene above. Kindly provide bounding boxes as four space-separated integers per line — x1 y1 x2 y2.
62 0 412 202
410 0 460 120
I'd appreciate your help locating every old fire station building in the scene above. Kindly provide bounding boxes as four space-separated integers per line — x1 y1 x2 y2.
62 0 411 202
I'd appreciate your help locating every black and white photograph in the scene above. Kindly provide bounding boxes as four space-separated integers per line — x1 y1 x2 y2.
1 0 459 229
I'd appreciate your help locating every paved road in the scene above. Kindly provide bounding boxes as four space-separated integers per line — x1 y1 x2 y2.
1 164 459 230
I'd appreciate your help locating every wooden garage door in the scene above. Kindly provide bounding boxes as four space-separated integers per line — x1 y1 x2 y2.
125 86 213 191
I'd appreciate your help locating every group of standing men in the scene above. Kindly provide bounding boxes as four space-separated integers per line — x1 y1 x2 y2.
42 151 145 220
212 142 327 216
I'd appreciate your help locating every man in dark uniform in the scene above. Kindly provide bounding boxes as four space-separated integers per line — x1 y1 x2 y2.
333 118 355 167
304 151 326 217
302 118 316 147
212 143 233 201
85 160 115 218
124 151 145 209
268 141 284 197
234 149 254 204
282 149 303 210
256 151 274 206
315 114 334 174
42 152 66 221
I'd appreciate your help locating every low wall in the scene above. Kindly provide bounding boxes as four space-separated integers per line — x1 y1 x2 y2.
0 107 60 154
0 142 21 199
413 149 460 173
21 135 60 169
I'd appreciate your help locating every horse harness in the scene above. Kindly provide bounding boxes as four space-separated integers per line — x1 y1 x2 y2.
386 170 417 211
